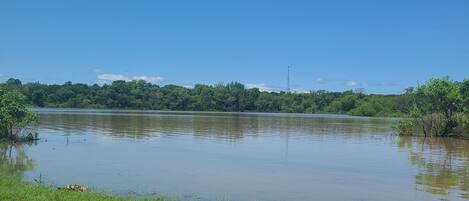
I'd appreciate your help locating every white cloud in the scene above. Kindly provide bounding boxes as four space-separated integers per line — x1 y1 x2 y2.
292 88 309 94
343 80 400 89
97 74 130 82
369 82 400 87
314 78 325 84
96 79 109 85
132 76 164 83
97 74 164 84
246 83 274 92
93 69 102 73
345 80 358 87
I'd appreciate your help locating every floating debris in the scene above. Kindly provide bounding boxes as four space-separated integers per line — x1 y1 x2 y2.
59 184 88 193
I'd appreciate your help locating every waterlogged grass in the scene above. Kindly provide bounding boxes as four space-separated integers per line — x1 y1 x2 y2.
0 178 166 201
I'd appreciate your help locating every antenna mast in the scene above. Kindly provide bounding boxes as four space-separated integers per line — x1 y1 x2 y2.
287 66 291 93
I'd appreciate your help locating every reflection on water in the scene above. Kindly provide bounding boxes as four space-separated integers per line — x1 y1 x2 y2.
398 137 469 199
1 109 468 201
36 109 394 141
0 142 35 179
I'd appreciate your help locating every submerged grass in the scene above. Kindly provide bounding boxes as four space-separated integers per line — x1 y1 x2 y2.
0 178 166 201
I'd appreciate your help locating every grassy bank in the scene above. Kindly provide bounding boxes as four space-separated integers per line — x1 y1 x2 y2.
0 178 166 201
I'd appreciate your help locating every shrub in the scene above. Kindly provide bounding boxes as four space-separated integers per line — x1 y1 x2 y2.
454 113 469 138
393 119 415 136
0 91 37 140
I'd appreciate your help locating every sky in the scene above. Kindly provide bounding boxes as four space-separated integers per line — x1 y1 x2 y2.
1 0 468 94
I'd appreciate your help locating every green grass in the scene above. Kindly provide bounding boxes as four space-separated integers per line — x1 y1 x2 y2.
0 178 166 201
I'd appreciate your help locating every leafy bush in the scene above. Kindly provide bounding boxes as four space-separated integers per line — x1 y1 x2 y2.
454 113 469 138
393 119 415 136
400 77 468 137
0 91 37 140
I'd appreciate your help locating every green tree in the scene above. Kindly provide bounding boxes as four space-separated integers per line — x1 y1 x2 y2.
31 90 46 107
326 92 363 113
5 78 22 92
1 76 468 131
395 77 468 137
193 84 216 111
460 79 469 113
415 77 462 136
0 91 37 140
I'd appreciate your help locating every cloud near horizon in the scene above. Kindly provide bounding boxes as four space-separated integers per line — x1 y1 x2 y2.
292 88 309 93
314 78 326 84
132 76 164 83
343 80 400 89
344 80 359 87
314 77 400 90
97 74 164 84
245 83 275 92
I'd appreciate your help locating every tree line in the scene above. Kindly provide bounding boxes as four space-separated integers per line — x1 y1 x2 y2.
1 77 468 138
1 78 408 117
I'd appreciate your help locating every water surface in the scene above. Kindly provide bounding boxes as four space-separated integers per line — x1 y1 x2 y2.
1 109 468 201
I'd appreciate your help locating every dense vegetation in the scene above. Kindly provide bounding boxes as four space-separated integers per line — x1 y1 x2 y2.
1 78 406 117
1 77 467 137
0 88 37 141
395 77 469 138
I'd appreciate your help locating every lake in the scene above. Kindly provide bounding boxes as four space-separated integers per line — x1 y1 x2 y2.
1 108 468 201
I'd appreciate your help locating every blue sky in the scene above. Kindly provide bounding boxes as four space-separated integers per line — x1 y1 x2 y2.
1 0 468 94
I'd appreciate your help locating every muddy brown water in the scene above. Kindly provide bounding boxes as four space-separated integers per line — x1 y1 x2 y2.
1 108 468 201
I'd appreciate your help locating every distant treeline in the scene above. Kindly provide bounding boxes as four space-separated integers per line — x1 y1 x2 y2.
0 78 410 117
2 77 468 138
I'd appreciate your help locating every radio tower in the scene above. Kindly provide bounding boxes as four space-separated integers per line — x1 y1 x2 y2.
287 66 291 93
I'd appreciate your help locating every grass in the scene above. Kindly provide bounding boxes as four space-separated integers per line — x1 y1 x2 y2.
0 178 166 201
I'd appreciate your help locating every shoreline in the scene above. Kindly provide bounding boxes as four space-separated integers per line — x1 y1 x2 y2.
31 107 404 119
0 178 166 201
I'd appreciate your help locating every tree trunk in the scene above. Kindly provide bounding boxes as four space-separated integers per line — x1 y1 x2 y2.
420 117 428 137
